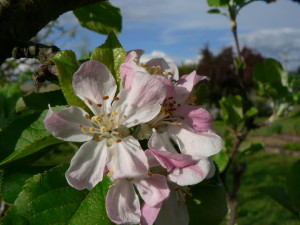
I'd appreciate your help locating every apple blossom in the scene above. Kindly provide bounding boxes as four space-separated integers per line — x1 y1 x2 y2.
44 60 167 190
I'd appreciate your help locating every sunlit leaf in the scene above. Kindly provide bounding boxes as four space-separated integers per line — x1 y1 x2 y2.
73 2 122 34
91 32 126 92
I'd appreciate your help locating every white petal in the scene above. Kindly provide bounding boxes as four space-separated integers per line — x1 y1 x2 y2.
44 106 93 142
167 125 222 157
155 188 189 225
107 136 149 179
72 60 117 115
106 180 141 224
112 71 167 127
148 129 177 153
65 140 108 190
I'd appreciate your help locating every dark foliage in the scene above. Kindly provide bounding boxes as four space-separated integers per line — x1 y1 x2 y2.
196 46 264 106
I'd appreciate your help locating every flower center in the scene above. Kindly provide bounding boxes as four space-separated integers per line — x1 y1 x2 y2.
134 58 176 81
80 111 130 146
148 96 185 130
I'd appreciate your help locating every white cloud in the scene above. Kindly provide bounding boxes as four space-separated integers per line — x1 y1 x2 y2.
240 28 300 70
140 50 179 64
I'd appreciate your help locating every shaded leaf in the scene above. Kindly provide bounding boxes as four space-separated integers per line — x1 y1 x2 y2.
253 58 289 99
91 32 126 92
0 166 51 204
1 164 113 225
0 107 64 166
219 95 243 129
16 90 67 112
73 1 122 34
207 8 221 14
260 186 299 217
188 172 228 225
286 160 300 212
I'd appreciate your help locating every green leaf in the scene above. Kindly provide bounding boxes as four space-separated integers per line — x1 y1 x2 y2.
0 107 64 166
207 0 229 7
91 32 126 92
16 90 67 112
207 8 221 14
219 95 243 129
1 164 113 225
73 1 122 34
0 83 23 129
286 160 300 212
53 50 89 112
211 150 229 172
0 166 51 204
253 58 289 99
188 172 228 225
245 106 258 118
240 142 264 156
260 186 299 216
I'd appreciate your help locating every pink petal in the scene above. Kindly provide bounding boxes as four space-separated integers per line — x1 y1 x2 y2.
44 106 93 142
175 71 207 104
167 125 222 157
157 76 176 99
121 50 146 90
65 140 108 190
134 174 170 207
145 149 195 171
175 105 212 132
107 136 149 179
112 72 167 127
141 203 163 225
155 188 189 225
148 130 177 153
106 180 141 224
168 157 211 186
72 60 117 115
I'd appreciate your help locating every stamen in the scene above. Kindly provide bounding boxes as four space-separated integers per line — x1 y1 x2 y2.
81 127 88 133
87 99 93 105
96 103 102 107
89 127 95 132
113 97 120 101
85 114 90 119
103 96 109 100
116 139 122 143
147 171 153 177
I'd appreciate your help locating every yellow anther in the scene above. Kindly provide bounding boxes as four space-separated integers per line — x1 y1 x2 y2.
147 171 153 177
89 127 95 132
112 111 118 116
162 71 168 76
91 116 100 121
100 126 107 133
81 128 88 133
85 114 90 119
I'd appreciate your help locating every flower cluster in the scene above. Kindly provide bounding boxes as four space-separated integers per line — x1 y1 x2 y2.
44 49 222 225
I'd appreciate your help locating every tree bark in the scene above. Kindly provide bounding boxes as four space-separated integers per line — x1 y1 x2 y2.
0 0 103 64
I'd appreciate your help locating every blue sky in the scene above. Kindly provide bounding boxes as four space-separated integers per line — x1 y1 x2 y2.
49 0 300 71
